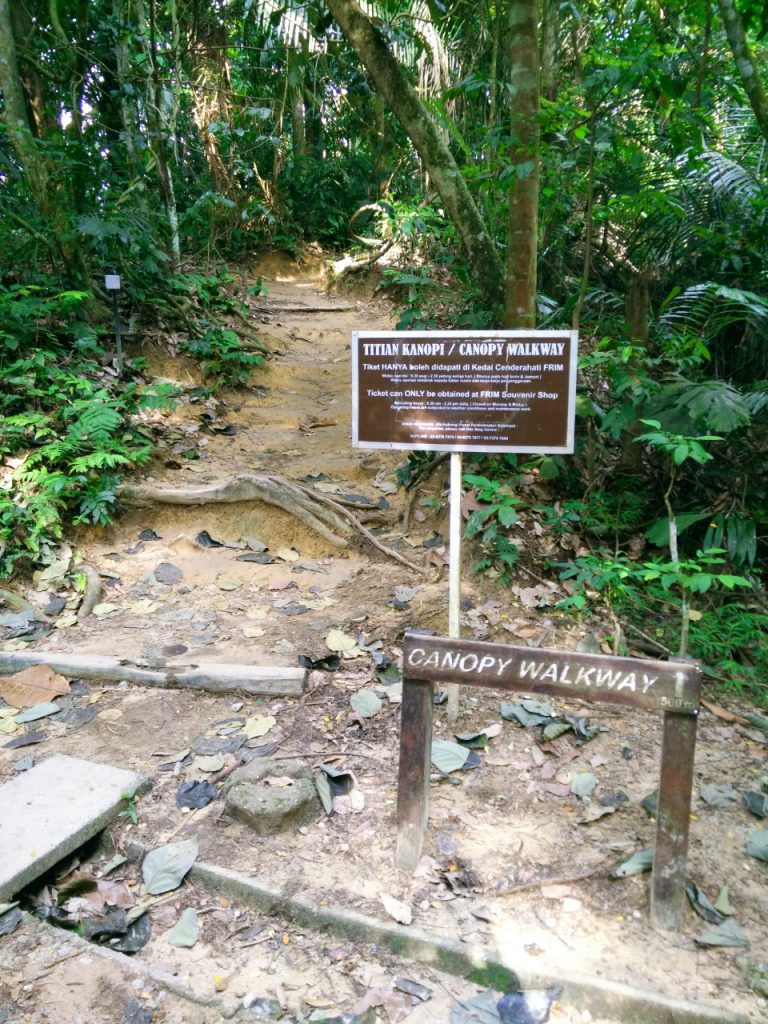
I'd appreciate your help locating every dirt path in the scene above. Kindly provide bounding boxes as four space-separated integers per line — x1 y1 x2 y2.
0 260 766 1024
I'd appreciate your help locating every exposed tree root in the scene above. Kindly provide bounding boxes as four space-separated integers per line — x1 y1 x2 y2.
77 564 103 621
0 588 34 614
250 303 355 314
0 650 305 696
123 472 427 575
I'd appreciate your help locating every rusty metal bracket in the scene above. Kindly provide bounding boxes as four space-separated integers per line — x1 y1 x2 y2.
395 631 701 932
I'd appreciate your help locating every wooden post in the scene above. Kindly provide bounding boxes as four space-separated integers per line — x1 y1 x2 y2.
446 452 463 723
396 676 434 870
651 710 699 930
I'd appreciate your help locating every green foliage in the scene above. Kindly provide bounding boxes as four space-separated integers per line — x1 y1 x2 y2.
0 283 176 574
635 419 721 467
180 327 264 390
118 784 140 824
555 551 643 613
554 547 758 696
173 269 243 315
463 472 522 580
686 604 768 708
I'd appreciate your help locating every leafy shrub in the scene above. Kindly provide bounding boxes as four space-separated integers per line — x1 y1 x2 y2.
463 472 522 581
180 327 264 389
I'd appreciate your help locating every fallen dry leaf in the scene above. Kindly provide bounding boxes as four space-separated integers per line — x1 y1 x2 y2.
245 605 268 620
275 547 300 563
381 893 412 925
242 626 266 638
242 714 275 739
99 708 123 723
92 602 120 617
0 665 70 709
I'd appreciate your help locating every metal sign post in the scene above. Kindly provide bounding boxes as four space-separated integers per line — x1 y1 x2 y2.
395 631 701 932
446 451 463 721
352 329 579 722
104 274 123 375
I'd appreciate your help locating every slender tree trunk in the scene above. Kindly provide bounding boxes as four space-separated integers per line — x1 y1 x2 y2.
694 0 712 108
136 0 181 269
716 0 768 143
325 0 505 312
504 0 540 328
540 0 559 102
188 10 239 199
571 106 596 331
0 0 87 282
488 14 501 133
287 48 307 160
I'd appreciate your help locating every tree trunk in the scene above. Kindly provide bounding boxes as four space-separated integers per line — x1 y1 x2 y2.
9 2 58 140
132 0 182 270
504 0 540 328
540 0 559 102
716 0 768 143
287 48 307 160
188 5 239 199
325 0 505 313
0 0 87 282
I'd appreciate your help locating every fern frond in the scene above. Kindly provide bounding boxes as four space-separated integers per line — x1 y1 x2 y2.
138 382 182 410
69 450 131 473
67 400 123 442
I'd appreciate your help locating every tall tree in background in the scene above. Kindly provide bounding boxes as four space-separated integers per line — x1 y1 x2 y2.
504 0 540 327
716 0 768 143
0 0 87 282
324 0 506 312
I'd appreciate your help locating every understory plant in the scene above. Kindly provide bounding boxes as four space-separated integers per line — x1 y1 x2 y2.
0 283 178 574
180 326 264 390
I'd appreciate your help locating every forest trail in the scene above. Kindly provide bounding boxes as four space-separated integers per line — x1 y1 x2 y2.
0 263 765 1024
67 256 449 670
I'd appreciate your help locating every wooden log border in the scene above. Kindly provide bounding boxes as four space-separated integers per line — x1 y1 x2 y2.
396 631 701 932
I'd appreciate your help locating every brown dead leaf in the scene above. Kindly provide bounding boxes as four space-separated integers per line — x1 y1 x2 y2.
700 698 749 726
84 879 135 912
539 782 571 797
0 665 70 709
353 984 412 1024
530 745 546 767
578 804 616 825
461 491 482 519
426 547 448 572
507 623 540 640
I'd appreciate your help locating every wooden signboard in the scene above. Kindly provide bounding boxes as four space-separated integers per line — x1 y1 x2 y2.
352 330 578 453
396 631 701 932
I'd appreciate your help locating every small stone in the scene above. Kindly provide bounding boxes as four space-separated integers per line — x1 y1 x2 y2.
223 759 321 834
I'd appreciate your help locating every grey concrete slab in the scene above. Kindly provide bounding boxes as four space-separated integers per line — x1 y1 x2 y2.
0 754 147 901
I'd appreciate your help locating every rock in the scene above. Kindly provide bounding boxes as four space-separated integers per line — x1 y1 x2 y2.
739 956 768 998
242 997 282 1020
223 758 321 834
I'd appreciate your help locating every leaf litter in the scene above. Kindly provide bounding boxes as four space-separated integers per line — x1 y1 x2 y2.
0 665 70 709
